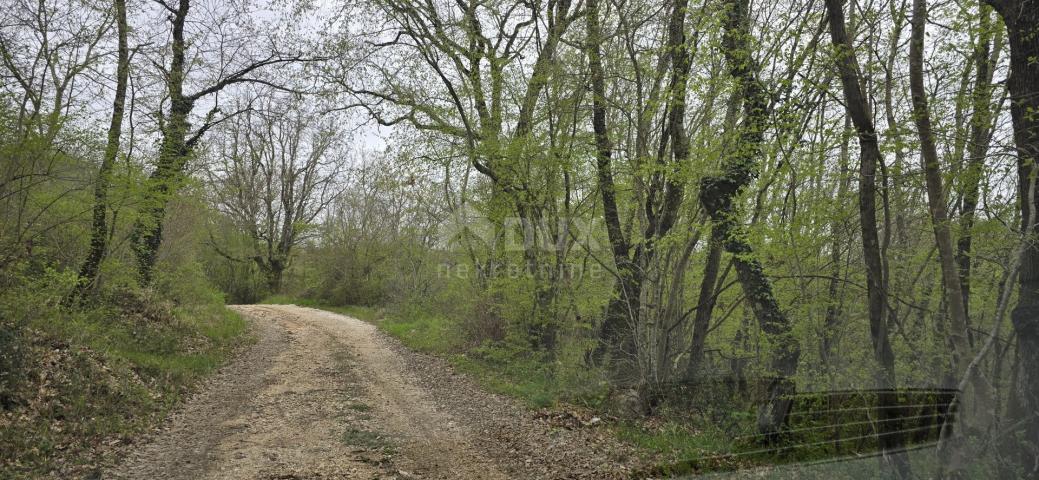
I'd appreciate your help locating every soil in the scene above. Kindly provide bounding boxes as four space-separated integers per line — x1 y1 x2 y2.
106 304 641 479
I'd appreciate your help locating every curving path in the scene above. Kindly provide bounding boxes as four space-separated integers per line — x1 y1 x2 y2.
107 304 637 479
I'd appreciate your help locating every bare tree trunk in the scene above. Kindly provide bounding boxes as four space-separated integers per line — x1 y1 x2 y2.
586 0 640 373
910 1 996 474
268 259 285 293
684 88 742 381
73 0 129 298
821 117 852 368
956 5 1000 321
591 0 692 378
683 228 723 379
824 0 910 475
909 0 974 398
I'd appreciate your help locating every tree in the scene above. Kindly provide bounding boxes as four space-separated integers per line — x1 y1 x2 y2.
73 0 130 299
957 3 1003 322
337 0 583 350
984 0 1039 472
130 0 310 284
589 0 697 380
699 0 800 438
825 0 910 474
909 0 975 392
0 0 111 269
209 97 344 293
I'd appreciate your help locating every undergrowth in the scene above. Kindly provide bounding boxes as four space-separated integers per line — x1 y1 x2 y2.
0 269 249 478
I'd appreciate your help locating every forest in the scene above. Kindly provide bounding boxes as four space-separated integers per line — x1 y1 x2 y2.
1 0 1038 477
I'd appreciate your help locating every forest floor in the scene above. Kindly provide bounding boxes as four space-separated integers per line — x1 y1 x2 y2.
104 304 642 479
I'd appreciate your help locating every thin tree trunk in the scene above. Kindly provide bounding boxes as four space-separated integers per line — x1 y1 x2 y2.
910 1 996 474
73 0 129 298
909 0 973 397
592 0 693 378
824 0 910 475
684 90 743 380
586 0 640 372
881 3 910 251
822 116 852 367
956 4 1000 325
683 228 723 379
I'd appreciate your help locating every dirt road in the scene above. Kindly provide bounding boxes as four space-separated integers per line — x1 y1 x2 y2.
107 304 638 479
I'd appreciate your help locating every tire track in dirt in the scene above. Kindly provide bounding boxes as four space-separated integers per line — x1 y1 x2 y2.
109 304 638 479
107 305 385 479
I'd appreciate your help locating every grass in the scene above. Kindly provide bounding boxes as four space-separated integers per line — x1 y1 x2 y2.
341 427 395 453
348 402 373 412
0 293 250 478
449 348 608 409
41 303 247 388
617 419 739 473
378 308 456 353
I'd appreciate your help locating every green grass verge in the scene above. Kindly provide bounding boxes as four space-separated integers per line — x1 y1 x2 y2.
341 427 395 453
1 299 250 478
617 419 740 473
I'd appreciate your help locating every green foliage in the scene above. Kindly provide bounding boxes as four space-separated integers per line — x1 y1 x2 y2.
0 262 248 477
154 260 226 307
617 419 734 467
378 305 460 353
452 343 608 408
0 129 248 476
